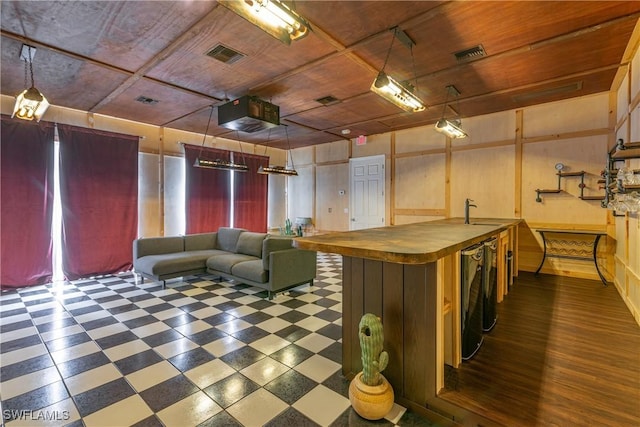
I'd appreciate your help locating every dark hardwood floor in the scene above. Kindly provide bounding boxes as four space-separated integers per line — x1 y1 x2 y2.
439 271 640 427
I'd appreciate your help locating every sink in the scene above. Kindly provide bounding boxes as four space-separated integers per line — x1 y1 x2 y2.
470 222 503 226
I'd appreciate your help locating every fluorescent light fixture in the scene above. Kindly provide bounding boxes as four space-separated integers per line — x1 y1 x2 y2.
194 157 248 172
13 87 50 122
435 118 468 139
257 165 298 176
12 45 50 122
434 85 468 139
219 0 309 45
370 71 426 112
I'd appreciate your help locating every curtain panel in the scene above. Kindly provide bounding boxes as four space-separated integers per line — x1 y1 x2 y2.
184 144 231 234
0 116 55 288
58 125 138 280
233 152 268 232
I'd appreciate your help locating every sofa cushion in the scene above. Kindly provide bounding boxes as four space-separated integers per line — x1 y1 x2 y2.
135 250 219 277
231 260 268 284
236 232 267 258
184 233 217 251
216 227 246 252
206 253 258 274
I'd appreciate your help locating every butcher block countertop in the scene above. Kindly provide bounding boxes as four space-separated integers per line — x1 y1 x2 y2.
293 218 522 264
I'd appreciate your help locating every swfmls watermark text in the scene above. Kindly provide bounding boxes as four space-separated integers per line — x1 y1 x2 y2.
3 410 71 422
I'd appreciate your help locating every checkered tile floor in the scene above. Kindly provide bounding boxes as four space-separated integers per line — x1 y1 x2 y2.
1 253 433 426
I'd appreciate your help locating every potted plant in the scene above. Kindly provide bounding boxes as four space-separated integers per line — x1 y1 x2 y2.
348 313 395 420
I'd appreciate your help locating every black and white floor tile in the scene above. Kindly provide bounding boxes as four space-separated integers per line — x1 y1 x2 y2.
0 253 433 426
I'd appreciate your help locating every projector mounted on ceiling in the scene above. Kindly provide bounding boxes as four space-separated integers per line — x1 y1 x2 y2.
218 95 280 133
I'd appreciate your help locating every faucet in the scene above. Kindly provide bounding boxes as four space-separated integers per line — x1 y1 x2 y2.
464 198 477 224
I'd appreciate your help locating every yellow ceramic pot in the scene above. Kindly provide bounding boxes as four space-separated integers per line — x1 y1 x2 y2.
348 372 394 420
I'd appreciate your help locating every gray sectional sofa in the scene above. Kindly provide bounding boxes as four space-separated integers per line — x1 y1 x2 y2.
133 227 317 299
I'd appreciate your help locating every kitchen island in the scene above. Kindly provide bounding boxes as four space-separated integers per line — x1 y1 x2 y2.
293 217 521 422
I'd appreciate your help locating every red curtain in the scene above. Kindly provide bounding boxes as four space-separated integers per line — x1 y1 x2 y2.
58 125 138 280
0 116 55 288
184 144 231 234
233 152 268 232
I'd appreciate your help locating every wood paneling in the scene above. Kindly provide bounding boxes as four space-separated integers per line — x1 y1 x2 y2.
382 262 404 395
341 256 439 410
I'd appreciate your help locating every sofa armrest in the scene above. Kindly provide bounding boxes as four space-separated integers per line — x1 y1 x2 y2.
269 249 317 290
262 236 294 270
133 236 184 260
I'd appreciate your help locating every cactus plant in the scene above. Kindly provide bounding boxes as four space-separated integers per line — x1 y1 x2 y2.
285 218 293 235
358 313 389 386
281 218 294 236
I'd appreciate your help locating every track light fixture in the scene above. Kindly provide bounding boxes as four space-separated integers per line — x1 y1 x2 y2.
257 125 298 176
12 44 50 122
257 165 298 176
194 158 249 172
192 106 248 172
434 85 467 139
370 27 426 113
219 0 310 45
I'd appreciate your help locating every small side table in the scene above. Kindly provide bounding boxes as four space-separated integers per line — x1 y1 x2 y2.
534 228 609 286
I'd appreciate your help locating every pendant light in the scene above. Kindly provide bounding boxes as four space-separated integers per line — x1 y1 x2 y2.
434 85 468 139
257 125 298 176
193 106 248 172
219 0 310 45
12 44 50 122
370 27 426 113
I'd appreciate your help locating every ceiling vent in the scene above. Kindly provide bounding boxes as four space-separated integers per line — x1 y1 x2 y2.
135 95 159 105
315 95 341 106
206 44 245 64
512 81 583 103
454 45 486 62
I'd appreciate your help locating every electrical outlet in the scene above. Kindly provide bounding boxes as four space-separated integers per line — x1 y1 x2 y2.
328 208 332 213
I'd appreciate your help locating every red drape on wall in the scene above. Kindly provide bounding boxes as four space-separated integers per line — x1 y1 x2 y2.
58 124 138 280
233 152 268 232
0 116 55 288
184 144 231 234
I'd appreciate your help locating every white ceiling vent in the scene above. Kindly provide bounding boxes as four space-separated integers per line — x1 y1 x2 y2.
206 44 245 64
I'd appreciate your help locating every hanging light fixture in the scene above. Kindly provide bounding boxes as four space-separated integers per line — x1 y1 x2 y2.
219 0 310 45
257 125 298 176
194 157 249 172
370 27 426 113
193 106 249 172
12 44 50 122
434 85 468 139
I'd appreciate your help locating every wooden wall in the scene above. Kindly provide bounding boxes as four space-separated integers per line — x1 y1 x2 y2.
291 93 614 284
611 31 640 325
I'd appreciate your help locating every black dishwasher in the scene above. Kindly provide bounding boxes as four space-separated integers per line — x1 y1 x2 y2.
461 243 484 360
482 238 498 332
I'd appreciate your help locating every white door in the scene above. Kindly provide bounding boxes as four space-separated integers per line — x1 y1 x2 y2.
349 155 385 230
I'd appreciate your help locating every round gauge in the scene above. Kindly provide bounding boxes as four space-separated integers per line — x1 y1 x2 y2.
555 162 565 171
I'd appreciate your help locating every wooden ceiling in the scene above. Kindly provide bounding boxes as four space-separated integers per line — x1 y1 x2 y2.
2 1 639 149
